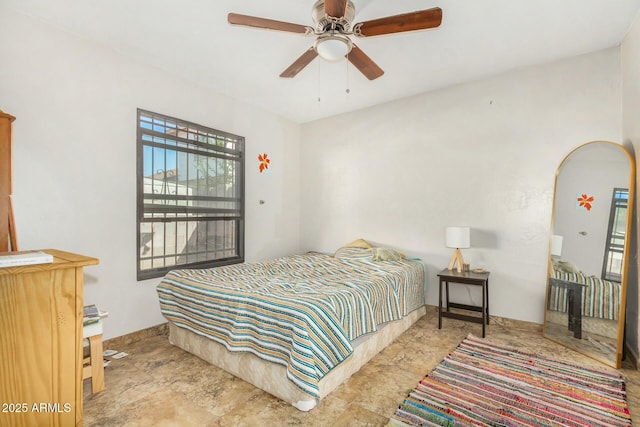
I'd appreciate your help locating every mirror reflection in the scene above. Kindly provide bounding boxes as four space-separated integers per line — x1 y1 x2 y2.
544 141 635 368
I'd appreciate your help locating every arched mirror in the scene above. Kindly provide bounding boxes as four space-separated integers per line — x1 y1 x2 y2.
543 141 635 368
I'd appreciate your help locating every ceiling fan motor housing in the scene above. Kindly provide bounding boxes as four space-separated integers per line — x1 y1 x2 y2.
312 0 356 33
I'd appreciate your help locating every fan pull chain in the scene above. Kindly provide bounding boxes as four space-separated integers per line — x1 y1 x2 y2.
317 59 321 103
345 54 350 95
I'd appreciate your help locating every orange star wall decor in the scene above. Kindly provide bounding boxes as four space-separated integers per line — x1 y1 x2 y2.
258 153 270 173
576 193 594 211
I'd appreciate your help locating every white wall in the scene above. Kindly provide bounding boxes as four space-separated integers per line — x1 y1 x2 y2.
300 48 622 324
622 11 640 361
0 7 301 340
0 5 631 339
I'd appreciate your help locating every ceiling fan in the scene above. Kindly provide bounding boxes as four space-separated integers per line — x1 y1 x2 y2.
228 0 442 80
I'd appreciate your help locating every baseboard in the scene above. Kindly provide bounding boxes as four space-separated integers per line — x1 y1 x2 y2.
105 311 634 370
105 307 541 352
104 307 544 351
425 304 543 332
103 322 169 351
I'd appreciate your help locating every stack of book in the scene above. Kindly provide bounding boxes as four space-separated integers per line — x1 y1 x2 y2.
0 250 53 268
83 304 101 326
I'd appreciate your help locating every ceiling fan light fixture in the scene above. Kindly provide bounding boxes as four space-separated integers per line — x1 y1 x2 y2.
229 3 442 80
314 35 352 62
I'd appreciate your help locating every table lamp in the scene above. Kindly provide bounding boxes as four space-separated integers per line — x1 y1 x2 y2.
551 234 563 258
446 226 470 272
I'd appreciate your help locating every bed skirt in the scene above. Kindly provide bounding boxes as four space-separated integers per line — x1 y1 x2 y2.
168 305 426 411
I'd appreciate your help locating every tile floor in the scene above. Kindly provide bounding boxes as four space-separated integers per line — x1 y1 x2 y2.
83 310 640 426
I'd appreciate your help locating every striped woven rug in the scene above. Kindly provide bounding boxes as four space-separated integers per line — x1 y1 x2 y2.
389 334 631 427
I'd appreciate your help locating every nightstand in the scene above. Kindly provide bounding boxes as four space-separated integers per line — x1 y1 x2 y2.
548 277 586 339
437 268 490 337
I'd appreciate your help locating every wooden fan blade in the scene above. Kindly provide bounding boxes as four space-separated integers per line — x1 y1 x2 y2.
325 0 349 18
347 45 384 80
228 13 310 34
280 47 318 78
355 7 442 37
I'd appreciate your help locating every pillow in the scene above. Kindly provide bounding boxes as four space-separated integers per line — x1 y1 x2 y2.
371 247 405 262
556 260 581 274
342 238 372 249
333 247 373 260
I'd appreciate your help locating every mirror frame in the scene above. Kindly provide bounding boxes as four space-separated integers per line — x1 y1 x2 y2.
543 140 636 368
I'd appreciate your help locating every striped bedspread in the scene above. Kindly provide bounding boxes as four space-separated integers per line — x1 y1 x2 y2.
547 270 621 320
157 251 425 399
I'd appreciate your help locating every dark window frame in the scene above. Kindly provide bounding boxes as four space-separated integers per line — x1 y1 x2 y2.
136 109 244 280
601 187 628 283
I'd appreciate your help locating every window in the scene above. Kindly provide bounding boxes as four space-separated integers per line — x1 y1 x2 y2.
136 109 244 280
601 188 628 282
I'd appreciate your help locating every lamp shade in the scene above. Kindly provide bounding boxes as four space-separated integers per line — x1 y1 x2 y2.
551 234 563 257
445 227 470 249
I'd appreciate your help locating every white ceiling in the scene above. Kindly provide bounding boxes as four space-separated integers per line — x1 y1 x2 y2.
3 0 640 123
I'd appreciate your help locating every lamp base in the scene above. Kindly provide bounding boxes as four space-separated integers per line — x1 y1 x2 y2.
448 249 465 273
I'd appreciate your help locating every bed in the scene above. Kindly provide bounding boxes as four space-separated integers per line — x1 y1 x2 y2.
156 244 426 411
547 260 621 321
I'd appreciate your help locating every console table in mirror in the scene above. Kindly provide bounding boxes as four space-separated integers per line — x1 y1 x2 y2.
543 141 635 368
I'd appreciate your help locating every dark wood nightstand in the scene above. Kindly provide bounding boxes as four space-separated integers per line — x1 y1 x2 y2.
548 277 586 339
437 268 491 337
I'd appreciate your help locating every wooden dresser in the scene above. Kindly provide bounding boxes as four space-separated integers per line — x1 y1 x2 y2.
0 110 17 252
0 249 98 427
